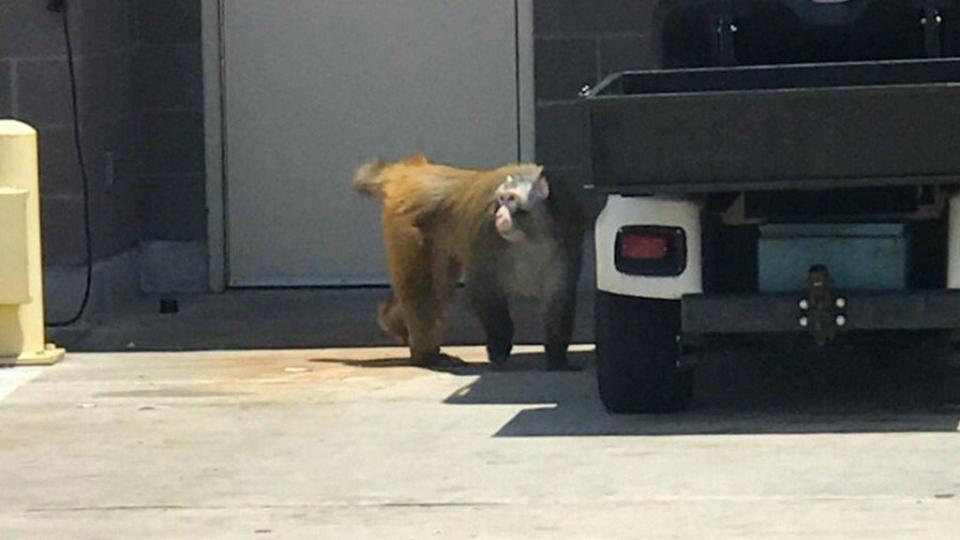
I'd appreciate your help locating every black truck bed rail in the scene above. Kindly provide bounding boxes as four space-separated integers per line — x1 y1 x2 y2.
582 58 960 194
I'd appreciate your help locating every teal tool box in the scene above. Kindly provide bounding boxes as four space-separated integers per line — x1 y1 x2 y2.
758 223 907 292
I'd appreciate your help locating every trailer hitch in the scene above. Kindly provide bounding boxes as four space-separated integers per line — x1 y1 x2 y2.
799 265 847 346
921 6 943 58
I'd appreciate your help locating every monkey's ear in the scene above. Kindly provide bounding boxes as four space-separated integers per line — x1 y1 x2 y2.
534 175 550 199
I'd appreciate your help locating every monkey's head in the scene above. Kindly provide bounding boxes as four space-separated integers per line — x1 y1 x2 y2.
493 167 549 243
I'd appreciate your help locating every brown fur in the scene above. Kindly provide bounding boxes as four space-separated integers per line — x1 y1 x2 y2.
354 154 580 368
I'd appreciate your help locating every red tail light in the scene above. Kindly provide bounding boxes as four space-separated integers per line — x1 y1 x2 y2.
615 226 687 276
620 233 669 260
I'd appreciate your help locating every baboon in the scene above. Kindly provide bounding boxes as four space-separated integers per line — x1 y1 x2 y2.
354 154 583 370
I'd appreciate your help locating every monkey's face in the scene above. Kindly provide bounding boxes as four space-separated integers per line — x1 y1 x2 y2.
494 172 549 243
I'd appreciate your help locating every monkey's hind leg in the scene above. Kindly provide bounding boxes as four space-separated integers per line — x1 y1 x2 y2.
377 293 408 345
400 290 448 365
383 221 449 366
402 259 462 367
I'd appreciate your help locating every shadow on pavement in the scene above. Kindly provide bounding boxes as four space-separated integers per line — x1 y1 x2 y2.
309 340 960 436
445 344 960 437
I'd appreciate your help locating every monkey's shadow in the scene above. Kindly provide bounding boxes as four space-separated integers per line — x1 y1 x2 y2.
309 349 579 376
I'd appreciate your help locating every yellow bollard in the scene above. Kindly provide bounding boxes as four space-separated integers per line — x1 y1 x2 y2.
0 120 65 365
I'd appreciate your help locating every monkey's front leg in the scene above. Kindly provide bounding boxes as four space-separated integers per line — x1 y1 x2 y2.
466 279 514 366
543 266 581 372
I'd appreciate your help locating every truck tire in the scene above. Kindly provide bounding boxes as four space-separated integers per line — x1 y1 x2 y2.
595 291 693 413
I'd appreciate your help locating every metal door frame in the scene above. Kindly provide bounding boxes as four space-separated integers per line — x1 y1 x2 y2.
201 0 535 291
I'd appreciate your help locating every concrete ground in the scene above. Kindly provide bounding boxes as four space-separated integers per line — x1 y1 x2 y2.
2 340 960 538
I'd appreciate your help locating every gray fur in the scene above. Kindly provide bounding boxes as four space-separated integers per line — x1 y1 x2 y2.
467 174 583 370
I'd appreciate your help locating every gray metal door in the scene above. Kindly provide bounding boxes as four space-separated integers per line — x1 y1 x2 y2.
223 1 520 286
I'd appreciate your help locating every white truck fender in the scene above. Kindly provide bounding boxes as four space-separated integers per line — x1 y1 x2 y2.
595 195 703 300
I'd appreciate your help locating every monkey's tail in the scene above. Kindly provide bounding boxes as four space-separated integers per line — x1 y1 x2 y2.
352 158 390 199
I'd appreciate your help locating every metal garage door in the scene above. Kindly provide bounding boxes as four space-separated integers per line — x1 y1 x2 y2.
223 1 521 286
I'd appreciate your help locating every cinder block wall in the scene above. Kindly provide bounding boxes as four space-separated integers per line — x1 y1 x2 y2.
532 0 661 290
1 1 141 263
0 1 205 320
0 1 142 320
533 0 660 176
135 0 206 293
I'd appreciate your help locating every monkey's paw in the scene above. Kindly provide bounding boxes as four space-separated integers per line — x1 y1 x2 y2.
486 351 510 370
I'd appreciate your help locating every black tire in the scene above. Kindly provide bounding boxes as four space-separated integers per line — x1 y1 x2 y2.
595 291 693 413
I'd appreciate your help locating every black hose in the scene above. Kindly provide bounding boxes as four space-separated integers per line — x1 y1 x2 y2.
47 3 93 327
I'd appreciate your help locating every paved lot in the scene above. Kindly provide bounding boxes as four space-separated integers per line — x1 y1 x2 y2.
2 344 960 538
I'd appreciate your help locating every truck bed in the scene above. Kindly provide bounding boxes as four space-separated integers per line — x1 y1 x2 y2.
582 58 960 193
